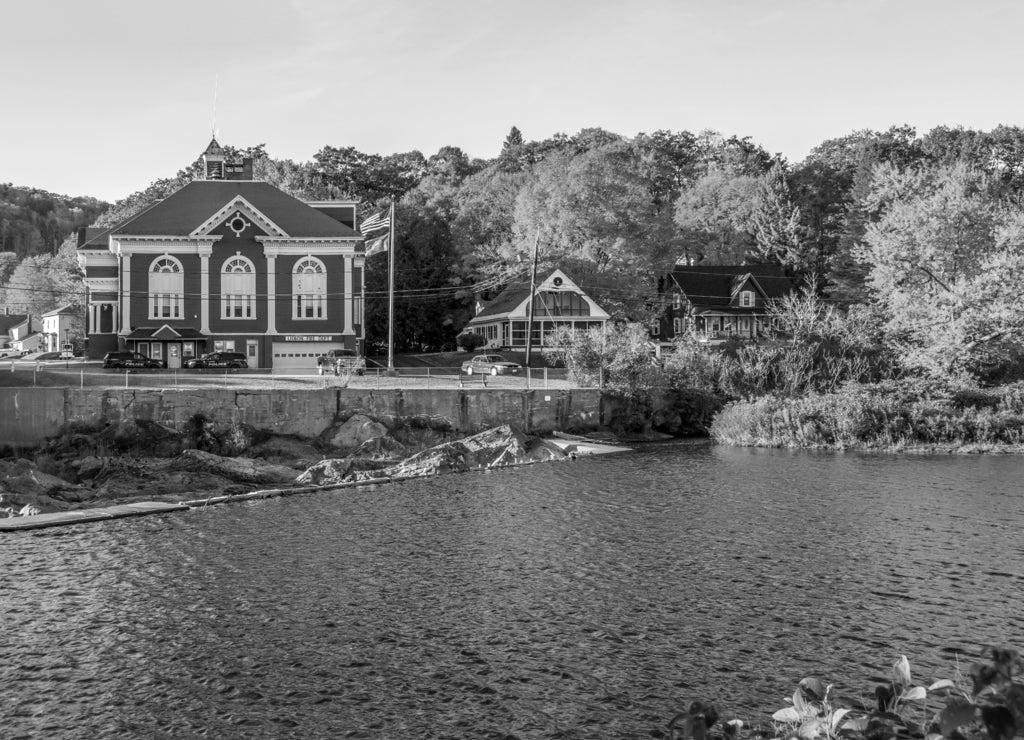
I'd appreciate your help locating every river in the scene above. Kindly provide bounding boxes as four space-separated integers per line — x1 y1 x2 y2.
2 442 1022 739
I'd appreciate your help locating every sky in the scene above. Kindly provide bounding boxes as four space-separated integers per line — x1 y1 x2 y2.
2 0 1023 202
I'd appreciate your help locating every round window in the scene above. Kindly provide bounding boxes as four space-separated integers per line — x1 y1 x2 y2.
229 217 246 234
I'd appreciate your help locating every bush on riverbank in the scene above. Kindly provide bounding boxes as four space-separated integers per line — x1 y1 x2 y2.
671 648 1023 740
711 380 1024 450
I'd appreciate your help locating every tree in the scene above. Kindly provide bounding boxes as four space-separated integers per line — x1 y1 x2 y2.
363 199 470 354
511 141 677 318
749 163 810 272
547 322 660 393
857 162 1024 378
673 170 760 264
3 238 85 315
503 126 524 150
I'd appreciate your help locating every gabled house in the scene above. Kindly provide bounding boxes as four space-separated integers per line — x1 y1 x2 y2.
41 304 83 352
652 264 798 344
0 313 41 352
77 139 368 369
462 269 610 350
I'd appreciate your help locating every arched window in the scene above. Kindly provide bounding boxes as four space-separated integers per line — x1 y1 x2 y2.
222 256 256 319
149 256 183 319
293 257 326 319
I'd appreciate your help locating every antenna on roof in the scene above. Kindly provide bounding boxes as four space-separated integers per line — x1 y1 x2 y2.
212 73 219 139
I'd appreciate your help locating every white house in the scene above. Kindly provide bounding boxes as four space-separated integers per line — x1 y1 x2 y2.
462 269 610 350
41 304 83 352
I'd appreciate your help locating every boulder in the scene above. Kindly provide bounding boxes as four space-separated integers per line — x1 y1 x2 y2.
353 424 566 481
99 419 185 457
295 458 352 486
248 436 322 468
321 414 390 452
0 460 82 516
168 449 298 485
349 435 408 461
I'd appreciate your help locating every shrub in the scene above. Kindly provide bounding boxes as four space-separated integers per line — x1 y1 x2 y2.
456 332 486 352
711 380 1024 449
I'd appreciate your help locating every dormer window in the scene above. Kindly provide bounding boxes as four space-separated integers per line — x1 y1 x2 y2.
740 290 755 308
673 292 681 310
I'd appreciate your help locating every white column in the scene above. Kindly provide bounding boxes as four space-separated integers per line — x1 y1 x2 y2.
354 257 366 341
266 255 277 335
112 305 119 335
200 252 211 334
343 256 354 335
120 253 131 333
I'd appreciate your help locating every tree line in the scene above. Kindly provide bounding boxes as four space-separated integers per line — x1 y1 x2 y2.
6 123 1024 379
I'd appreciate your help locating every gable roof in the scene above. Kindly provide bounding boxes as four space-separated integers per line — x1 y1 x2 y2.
668 264 797 310
471 269 610 322
0 314 28 334
41 304 78 317
80 181 359 249
116 181 359 238
472 269 568 320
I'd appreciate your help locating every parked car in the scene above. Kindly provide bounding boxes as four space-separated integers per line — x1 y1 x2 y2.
316 348 367 376
461 353 521 376
184 351 248 369
102 351 163 369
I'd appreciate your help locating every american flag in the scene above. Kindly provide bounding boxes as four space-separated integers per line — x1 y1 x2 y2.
359 210 390 235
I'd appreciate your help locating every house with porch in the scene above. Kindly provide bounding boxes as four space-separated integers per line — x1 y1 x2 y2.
77 139 368 369
652 264 798 345
462 269 610 351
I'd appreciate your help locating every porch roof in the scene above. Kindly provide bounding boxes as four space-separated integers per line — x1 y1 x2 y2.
126 326 208 340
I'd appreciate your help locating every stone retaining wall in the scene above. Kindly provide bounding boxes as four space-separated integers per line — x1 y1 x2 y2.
0 388 608 447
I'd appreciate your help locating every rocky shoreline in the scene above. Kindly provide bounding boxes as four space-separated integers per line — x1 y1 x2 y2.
0 415 604 518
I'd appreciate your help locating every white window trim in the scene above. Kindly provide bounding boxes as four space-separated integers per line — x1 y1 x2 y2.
148 256 184 320
673 292 681 310
222 256 257 320
292 256 327 320
740 290 755 308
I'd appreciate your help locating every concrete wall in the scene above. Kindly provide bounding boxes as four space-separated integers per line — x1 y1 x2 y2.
0 388 608 447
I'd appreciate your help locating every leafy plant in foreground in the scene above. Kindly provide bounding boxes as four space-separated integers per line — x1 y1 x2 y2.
669 648 1023 740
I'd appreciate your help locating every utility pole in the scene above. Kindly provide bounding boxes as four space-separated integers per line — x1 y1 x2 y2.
524 230 541 368
387 197 396 374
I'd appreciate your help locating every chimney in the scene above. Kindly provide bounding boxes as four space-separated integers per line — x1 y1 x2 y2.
242 158 253 179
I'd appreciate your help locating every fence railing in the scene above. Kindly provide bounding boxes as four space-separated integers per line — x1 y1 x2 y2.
10 362 605 390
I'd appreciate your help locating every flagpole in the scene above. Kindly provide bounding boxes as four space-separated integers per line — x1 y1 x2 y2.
386 197 396 373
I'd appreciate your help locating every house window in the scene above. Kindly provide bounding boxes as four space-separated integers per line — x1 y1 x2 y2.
149 256 183 319
672 318 683 335
649 318 660 335
532 291 590 316
292 257 326 319
740 290 755 308
353 295 364 326
222 256 256 319
673 292 681 310
511 321 527 346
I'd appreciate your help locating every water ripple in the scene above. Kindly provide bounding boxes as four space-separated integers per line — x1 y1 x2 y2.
2 443 1022 738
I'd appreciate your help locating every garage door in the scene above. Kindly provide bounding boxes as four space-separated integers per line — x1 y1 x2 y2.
271 342 343 371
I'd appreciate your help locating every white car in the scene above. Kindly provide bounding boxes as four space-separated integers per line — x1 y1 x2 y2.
461 354 522 376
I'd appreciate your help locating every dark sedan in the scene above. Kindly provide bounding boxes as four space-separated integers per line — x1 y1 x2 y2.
102 351 163 369
184 351 248 369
